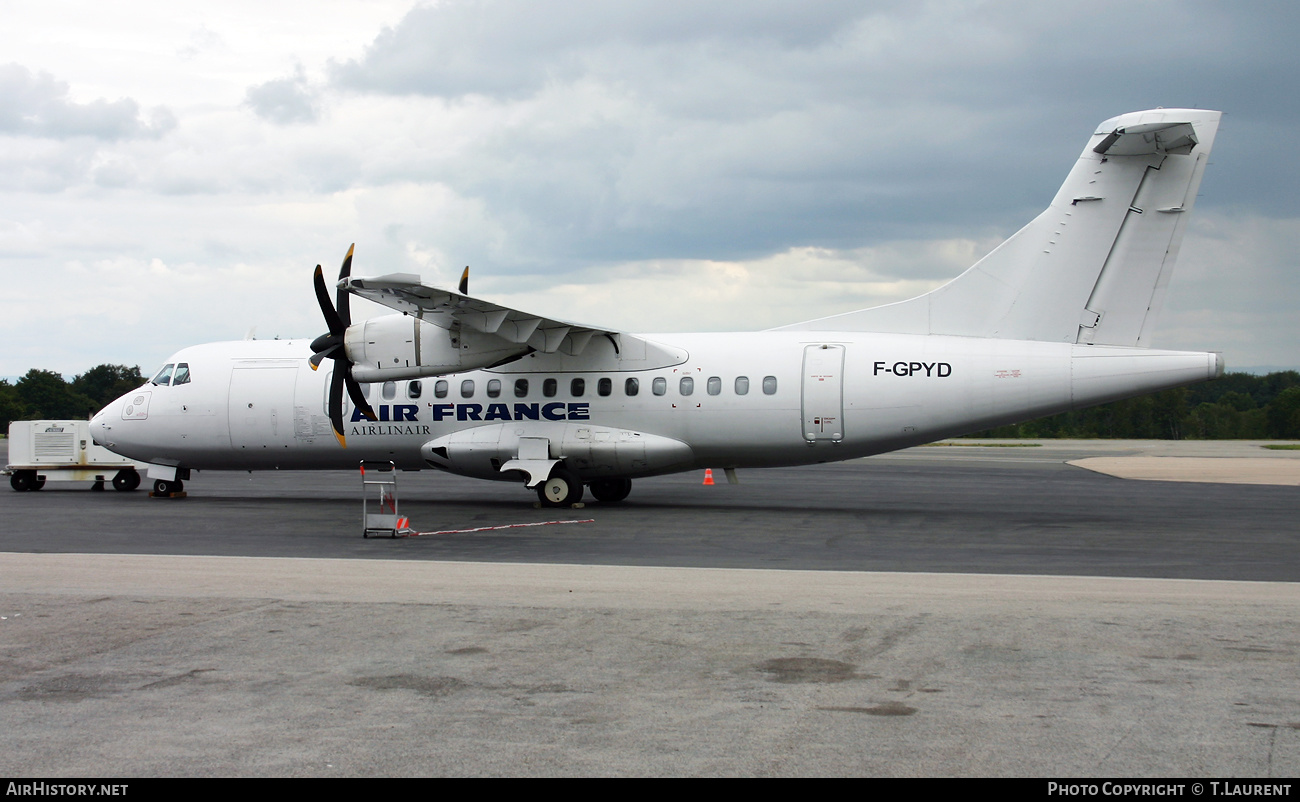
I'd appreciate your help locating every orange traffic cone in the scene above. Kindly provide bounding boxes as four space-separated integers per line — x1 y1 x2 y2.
703 469 715 486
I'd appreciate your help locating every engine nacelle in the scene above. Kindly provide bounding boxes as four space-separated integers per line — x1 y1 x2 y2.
345 314 529 381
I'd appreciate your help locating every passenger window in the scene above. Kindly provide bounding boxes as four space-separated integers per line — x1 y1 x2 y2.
460 380 475 398
408 380 422 400
434 380 448 399
652 377 667 396
382 381 397 400
707 376 721 395
763 376 778 395
543 378 558 398
598 378 612 397
514 379 529 398
625 378 639 396
571 378 585 397
151 364 175 386
172 363 191 385
487 379 501 398
680 377 694 396
735 376 749 395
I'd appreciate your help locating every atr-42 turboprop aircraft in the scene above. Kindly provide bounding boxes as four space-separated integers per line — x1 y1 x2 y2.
88 109 1224 506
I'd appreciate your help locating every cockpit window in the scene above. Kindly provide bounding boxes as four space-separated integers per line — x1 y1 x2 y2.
151 364 175 386
172 363 191 385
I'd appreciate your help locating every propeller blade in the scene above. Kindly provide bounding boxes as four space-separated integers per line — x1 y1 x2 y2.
337 244 355 326
346 374 378 422
328 366 347 447
458 266 469 295
308 344 340 370
314 244 374 447
314 265 346 336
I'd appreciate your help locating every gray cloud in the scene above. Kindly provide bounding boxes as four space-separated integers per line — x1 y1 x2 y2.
0 63 176 140
1 1 1297 374
320 0 1300 273
244 66 320 124
331 1 871 99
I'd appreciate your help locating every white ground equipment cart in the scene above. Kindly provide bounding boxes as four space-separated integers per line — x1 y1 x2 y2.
6 420 146 492
360 460 414 538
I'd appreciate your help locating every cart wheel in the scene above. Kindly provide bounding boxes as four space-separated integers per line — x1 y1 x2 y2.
113 470 141 491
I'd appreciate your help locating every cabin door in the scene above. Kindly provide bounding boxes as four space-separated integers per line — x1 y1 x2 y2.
801 344 844 443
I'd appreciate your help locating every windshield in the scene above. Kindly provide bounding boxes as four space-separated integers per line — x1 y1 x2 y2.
151 364 174 386
150 362 191 386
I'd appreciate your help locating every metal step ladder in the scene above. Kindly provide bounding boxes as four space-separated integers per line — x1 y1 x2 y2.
359 461 414 538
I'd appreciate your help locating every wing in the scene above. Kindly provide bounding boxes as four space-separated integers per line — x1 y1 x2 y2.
340 273 685 368
342 272 611 356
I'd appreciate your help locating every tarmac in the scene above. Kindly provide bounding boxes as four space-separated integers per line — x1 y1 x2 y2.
2 439 1298 777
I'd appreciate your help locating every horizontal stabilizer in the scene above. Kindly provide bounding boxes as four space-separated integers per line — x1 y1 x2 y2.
1093 121 1198 156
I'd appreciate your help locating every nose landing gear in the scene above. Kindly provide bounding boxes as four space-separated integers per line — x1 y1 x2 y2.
152 479 185 497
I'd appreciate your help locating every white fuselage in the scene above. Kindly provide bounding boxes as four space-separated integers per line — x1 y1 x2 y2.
86 108 1229 496
90 330 1220 481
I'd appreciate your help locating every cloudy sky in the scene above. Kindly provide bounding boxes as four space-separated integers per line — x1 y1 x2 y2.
3 0 1297 379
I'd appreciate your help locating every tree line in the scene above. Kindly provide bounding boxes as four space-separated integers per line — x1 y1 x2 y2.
2 364 1299 440
965 371 1300 440
1 365 145 431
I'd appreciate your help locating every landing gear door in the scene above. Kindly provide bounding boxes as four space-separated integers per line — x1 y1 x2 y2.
801 344 845 443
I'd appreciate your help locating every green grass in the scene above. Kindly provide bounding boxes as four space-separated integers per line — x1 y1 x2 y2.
1261 444 1300 450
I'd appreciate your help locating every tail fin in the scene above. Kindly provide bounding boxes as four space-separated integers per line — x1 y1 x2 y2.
779 109 1221 346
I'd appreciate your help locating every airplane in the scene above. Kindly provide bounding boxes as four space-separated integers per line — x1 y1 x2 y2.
87 108 1225 507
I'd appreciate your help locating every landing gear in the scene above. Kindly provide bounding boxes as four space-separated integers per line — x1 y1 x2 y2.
112 470 141 492
589 477 632 503
537 468 583 508
9 471 42 492
152 478 184 496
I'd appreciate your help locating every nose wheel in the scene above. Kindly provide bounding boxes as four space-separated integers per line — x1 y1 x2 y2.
152 479 185 496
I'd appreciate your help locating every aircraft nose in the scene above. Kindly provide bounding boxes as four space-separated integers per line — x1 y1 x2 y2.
90 399 120 447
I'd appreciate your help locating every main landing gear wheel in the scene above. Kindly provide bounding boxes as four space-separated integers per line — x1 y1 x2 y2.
113 470 141 492
153 479 184 496
588 477 632 503
538 468 583 508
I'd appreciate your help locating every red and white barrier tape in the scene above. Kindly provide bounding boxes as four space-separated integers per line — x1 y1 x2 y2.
407 519 596 537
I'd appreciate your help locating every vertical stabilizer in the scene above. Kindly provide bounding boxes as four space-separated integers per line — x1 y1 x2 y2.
778 109 1221 346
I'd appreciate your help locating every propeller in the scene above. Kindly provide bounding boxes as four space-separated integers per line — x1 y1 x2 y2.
458 266 469 295
309 244 377 446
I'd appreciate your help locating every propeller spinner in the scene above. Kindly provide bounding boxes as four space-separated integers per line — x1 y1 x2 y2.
309 244 378 446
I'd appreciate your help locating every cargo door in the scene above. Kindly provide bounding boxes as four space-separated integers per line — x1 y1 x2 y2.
229 365 299 450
